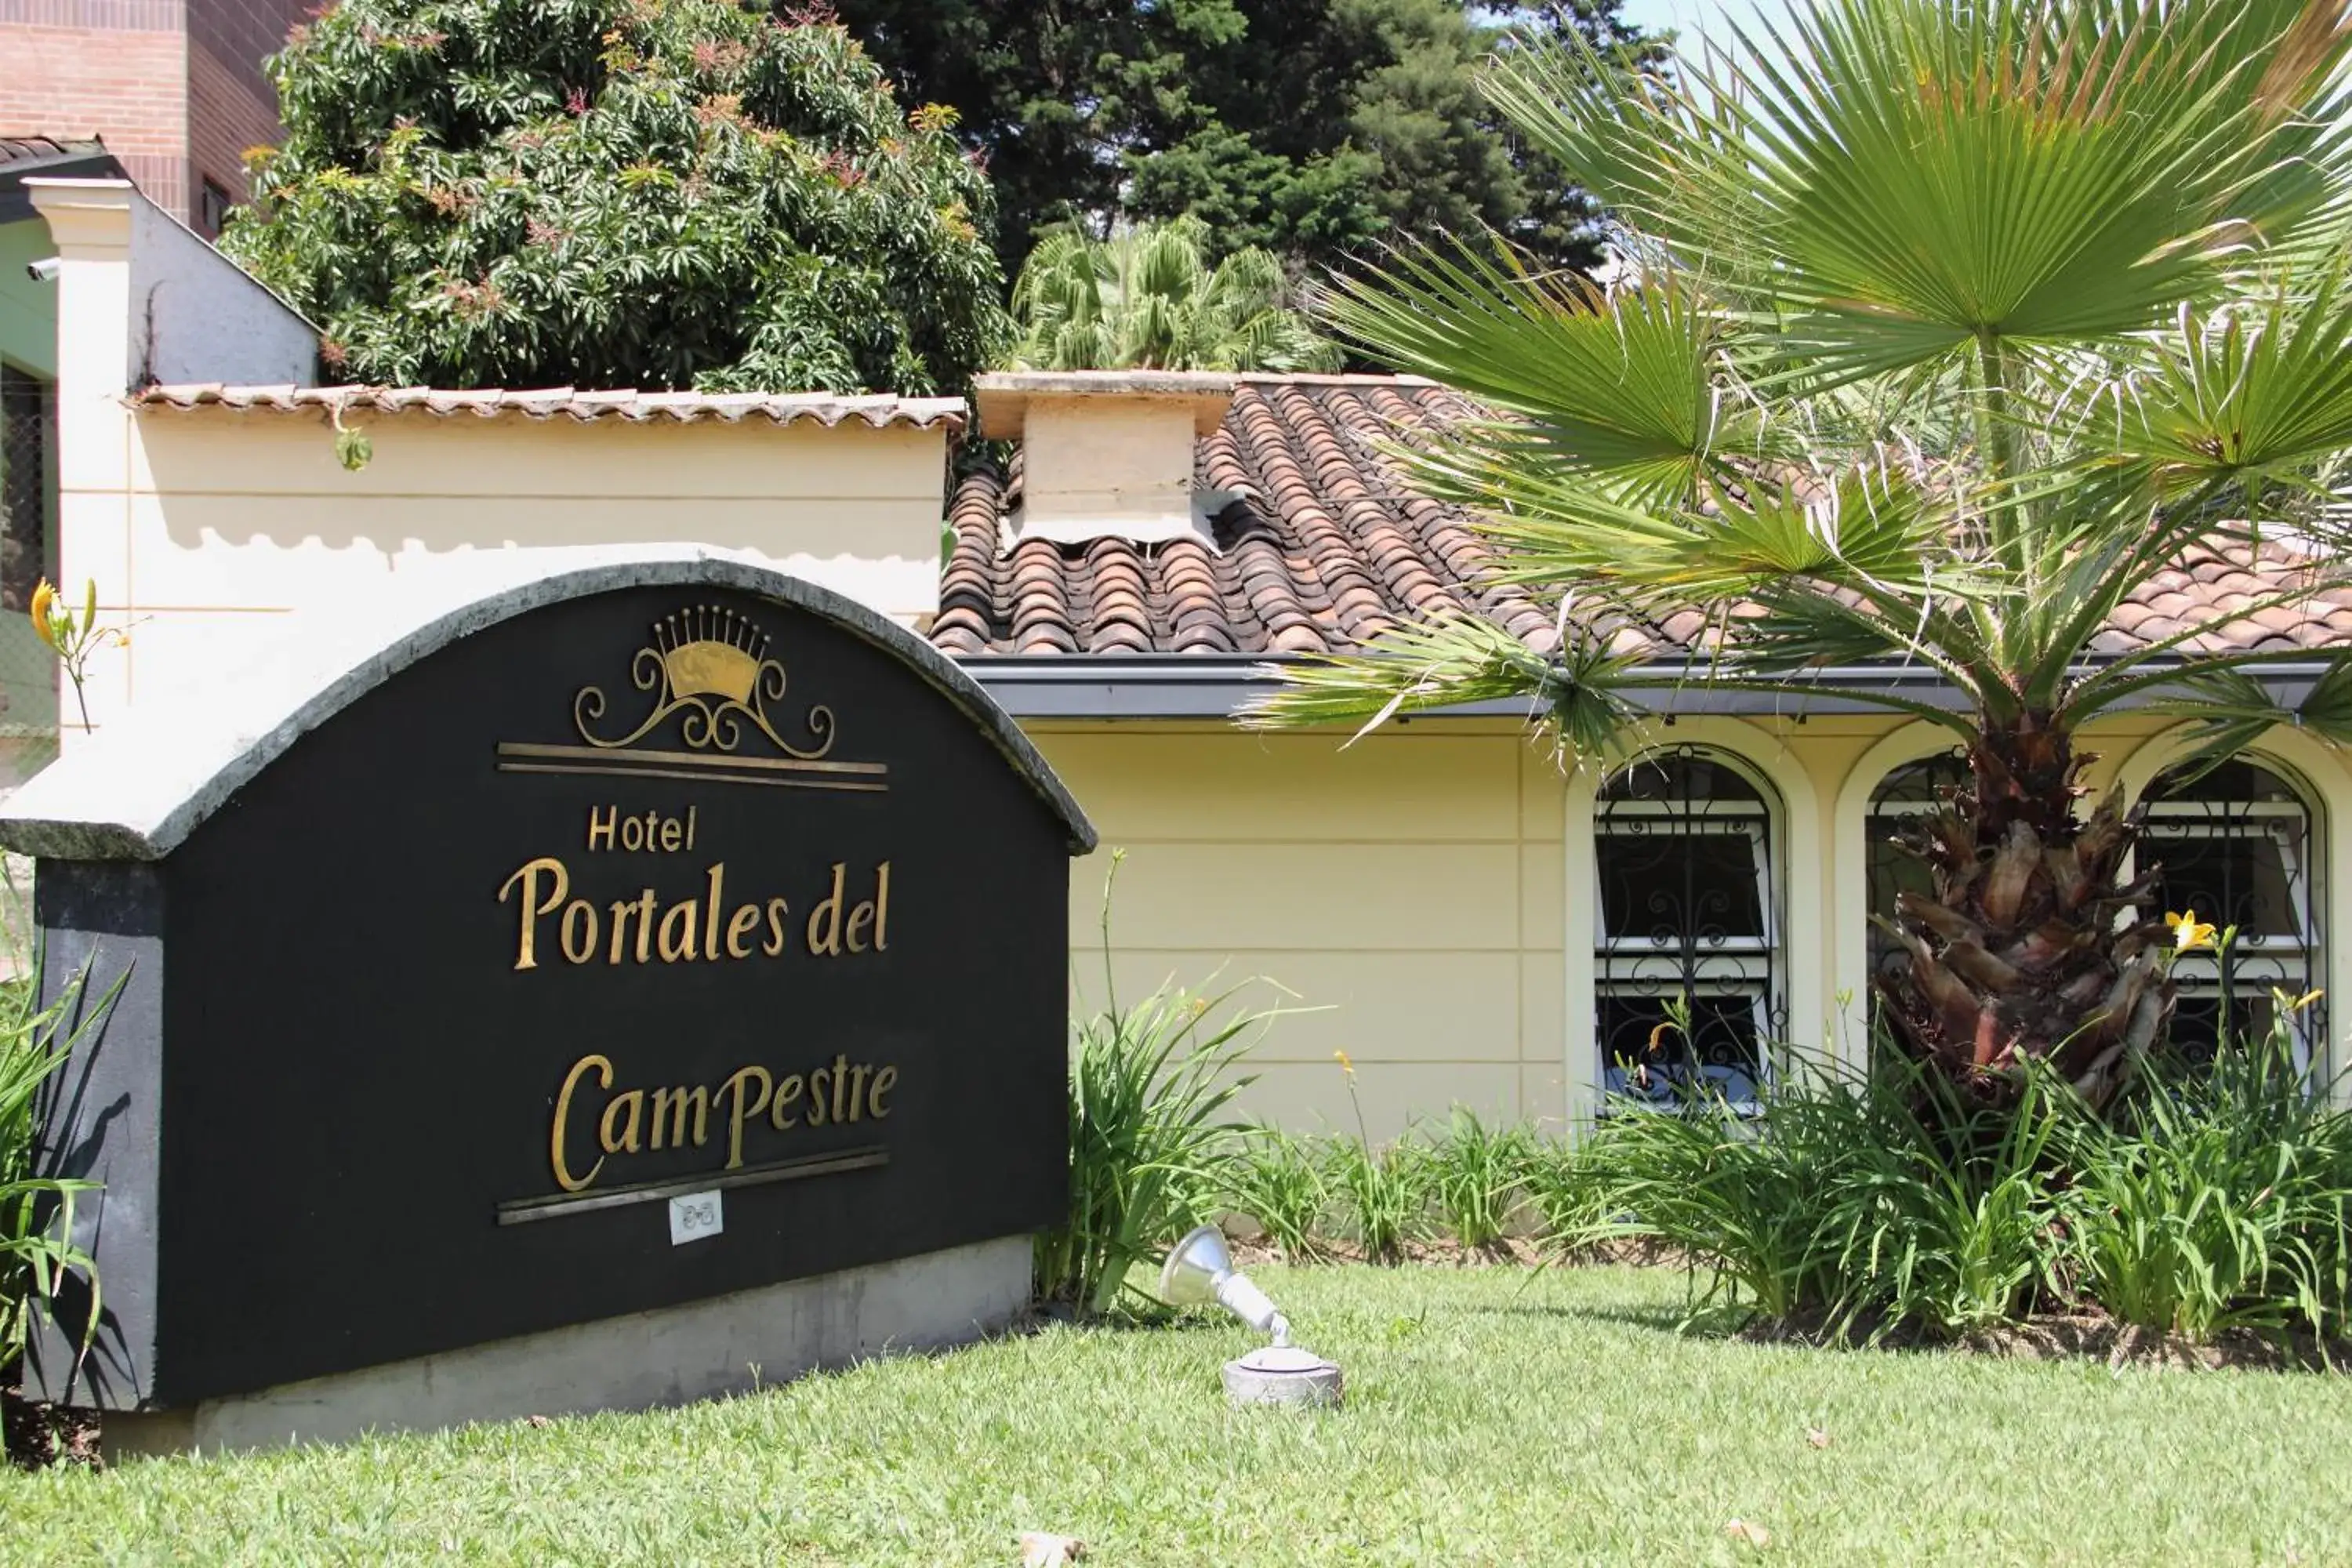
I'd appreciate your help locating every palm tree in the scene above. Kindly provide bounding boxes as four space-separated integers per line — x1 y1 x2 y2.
1005 216 1342 373
1242 0 2352 1111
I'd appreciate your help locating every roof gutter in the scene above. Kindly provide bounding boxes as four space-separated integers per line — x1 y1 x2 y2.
959 654 2338 722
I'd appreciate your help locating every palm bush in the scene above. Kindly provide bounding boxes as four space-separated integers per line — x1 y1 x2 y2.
1006 216 1341 372
1243 0 2352 1114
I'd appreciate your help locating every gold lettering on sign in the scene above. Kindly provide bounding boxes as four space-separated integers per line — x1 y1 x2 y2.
586 804 700 852
805 862 891 958
651 1085 710 1151
552 1054 613 1192
655 898 699 963
500 857 570 971
720 1066 771 1168
548 1052 902 1192
497 856 894 971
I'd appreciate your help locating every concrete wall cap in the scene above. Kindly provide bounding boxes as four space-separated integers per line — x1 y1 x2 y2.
133 383 967 431
0 548 1097 861
974 370 1236 438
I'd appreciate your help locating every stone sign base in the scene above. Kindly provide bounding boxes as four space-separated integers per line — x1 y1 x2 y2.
104 1236 1031 1458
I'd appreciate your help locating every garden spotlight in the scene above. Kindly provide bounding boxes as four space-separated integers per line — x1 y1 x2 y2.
1160 1225 1343 1409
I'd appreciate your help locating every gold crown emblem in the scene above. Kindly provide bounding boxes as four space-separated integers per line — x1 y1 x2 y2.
652 604 768 706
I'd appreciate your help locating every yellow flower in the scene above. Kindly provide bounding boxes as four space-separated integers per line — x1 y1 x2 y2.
2286 987 2325 1014
1333 1048 1355 1078
28 579 56 649
2165 911 2217 951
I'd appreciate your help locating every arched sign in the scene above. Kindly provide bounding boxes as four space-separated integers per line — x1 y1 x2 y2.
5 560 1094 1417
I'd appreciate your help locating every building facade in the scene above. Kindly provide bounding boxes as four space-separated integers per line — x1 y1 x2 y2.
21 177 2352 1138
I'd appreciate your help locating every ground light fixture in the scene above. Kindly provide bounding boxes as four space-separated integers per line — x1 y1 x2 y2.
1159 1225 1344 1409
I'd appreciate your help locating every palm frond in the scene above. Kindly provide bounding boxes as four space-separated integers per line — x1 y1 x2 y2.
2098 261 2352 494
2143 656 2352 780
1236 612 1648 763
1321 240 1766 503
1498 1 2352 387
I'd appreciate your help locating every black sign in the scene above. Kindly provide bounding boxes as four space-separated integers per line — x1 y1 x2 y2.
22 571 1091 1406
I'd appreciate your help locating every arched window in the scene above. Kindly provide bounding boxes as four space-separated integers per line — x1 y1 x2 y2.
1594 746 1783 1111
1864 750 1969 990
2145 759 2324 1068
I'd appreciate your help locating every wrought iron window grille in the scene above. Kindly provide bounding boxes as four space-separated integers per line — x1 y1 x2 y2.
1593 745 1784 1114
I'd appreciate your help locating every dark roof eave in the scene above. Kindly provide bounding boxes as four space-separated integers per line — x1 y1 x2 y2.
0 149 127 225
956 653 2341 722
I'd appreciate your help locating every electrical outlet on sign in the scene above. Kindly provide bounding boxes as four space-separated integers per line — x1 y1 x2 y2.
669 1190 723 1245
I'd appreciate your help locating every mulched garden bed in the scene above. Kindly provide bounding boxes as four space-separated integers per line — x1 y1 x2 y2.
5 1383 101 1471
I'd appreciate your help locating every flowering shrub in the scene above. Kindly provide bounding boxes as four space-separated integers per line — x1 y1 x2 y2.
225 0 1006 394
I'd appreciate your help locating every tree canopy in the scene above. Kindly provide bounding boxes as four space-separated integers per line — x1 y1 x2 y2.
224 0 1007 394
830 0 1661 275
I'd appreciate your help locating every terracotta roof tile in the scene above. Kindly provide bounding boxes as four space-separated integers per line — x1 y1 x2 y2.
935 381 2352 661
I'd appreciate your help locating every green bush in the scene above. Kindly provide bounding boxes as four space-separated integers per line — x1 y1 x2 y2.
1427 1108 1534 1251
1570 1083 1846 1325
1221 1123 1328 1260
1323 1136 1430 1264
1519 1138 1611 1256
1035 982 1261 1315
1035 855 1275 1316
2057 1034 2352 1341
0 896 108 1370
1567 1011 2352 1345
1570 1059 2071 1338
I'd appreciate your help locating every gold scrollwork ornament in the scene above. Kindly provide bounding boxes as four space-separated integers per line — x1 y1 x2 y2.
574 604 835 759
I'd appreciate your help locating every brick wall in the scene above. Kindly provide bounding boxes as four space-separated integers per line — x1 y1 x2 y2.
4 0 305 229
0 19 191 217
185 0 308 215
187 35 274 220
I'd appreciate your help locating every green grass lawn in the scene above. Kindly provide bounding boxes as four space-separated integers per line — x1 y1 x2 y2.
2 1264 2344 1566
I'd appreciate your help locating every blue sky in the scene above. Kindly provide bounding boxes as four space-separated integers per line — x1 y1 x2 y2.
1618 0 1800 45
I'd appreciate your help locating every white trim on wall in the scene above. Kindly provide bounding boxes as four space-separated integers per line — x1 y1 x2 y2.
1829 720 1965 1069
1561 717 1826 1125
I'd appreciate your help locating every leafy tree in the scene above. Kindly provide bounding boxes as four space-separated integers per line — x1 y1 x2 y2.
1244 0 2352 1112
832 0 1659 275
224 0 1005 394
1006 217 1340 372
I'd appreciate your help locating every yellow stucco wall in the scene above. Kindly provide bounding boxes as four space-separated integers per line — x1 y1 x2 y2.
1033 721 1570 1141
1035 712 2352 1138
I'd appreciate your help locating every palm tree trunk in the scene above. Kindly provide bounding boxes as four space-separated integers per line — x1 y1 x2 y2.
1874 710 2172 1111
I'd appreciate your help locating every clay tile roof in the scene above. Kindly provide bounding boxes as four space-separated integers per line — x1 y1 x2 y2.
931 376 2352 663
133 383 965 432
